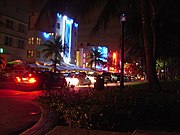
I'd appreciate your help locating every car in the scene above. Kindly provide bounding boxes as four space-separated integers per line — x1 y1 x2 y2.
102 71 112 83
111 73 120 83
62 73 79 87
78 76 91 85
15 71 67 90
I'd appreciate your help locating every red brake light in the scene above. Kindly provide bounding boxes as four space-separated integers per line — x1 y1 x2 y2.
28 77 36 83
16 77 21 83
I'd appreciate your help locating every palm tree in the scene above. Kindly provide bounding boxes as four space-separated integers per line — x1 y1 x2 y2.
77 0 162 91
34 0 178 91
41 36 67 72
34 0 80 30
87 46 106 71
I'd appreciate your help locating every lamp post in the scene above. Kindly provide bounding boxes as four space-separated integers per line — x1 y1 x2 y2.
120 14 126 89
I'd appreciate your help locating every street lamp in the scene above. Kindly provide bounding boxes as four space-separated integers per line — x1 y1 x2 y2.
120 13 126 89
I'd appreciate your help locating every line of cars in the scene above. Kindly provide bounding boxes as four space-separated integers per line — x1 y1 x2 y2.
14 70 140 90
14 70 95 90
15 70 67 90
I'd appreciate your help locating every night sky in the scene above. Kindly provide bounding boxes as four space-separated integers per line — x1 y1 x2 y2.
5 0 180 52
4 0 121 51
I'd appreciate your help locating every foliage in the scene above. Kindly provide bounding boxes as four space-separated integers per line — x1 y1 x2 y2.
41 36 68 71
37 81 180 132
87 46 106 70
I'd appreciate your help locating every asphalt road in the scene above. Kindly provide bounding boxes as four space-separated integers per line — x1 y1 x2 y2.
0 81 140 135
0 82 42 135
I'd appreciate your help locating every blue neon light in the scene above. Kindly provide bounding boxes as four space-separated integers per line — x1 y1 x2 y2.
66 18 73 25
57 13 62 18
74 23 78 28
43 32 50 39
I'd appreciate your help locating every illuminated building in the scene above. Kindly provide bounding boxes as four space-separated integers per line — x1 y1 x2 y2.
76 42 108 71
0 1 28 62
108 51 119 73
27 13 78 64
56 13 78 64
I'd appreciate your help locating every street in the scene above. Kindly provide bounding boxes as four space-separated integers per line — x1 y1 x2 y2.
0 81 140 135
0 83 42 135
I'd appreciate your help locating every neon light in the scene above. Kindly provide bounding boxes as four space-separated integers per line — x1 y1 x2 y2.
68 20 72 63
66 18 73 25
74 23 78 28
62 16 66 50
43 32 50 39
63 15 73 63
57 13 62 18
56 13 77 64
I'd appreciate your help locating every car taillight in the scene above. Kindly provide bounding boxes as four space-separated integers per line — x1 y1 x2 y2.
16 77 21 83
28 77 36 83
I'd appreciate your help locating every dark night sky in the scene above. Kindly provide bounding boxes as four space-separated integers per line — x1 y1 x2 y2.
8 1 180 52
5 0 121 51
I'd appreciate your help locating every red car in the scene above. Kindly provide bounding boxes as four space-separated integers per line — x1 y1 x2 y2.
15 71 67 90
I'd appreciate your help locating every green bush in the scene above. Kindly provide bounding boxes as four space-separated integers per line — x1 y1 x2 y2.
37 81 180 132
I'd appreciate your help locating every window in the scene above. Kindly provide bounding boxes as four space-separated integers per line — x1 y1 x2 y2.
49 33 54 36
18 23 26 33
36 38 41 45
17 40 25 49
4 36 13 46
28 37 34 44
6 19 14 29
27 50 34 58
0 48 4 53
57 23 60 29
36 51 40 58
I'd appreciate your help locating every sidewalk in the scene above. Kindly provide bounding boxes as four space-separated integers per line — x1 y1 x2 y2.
20 106 59 135
46 126 180 135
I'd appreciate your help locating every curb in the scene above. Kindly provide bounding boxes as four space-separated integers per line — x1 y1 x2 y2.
20 105 58 135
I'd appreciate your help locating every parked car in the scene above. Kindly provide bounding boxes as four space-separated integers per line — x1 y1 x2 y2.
111 73 120 83
102 71 112 83
78 76 91 85
63 73 79 87
15 71 67 90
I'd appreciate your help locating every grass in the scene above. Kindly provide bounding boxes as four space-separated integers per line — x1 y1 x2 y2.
37 80 180 132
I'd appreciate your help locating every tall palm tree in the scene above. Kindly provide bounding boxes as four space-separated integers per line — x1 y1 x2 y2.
41 36 67 72
77 0 162 91
34 0 177 91
34 0 80 30
87 46 106 71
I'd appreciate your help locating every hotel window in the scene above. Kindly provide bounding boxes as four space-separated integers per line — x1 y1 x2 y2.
6 19 14 29
28 37 34 44
57 23 60 29
17 40 25 49
36 38 41 45
49 33 54 36
18 23 25 33
27 50 34 58
36 51 40 58
4 36 13 46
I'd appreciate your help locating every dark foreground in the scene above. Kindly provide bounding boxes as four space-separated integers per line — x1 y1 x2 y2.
37 80 180 133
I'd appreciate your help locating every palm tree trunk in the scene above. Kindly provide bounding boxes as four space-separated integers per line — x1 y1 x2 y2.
95 56 97 71
140 0 161 91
